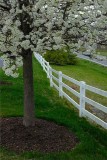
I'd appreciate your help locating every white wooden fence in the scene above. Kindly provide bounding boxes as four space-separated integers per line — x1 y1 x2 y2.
34 52 107 129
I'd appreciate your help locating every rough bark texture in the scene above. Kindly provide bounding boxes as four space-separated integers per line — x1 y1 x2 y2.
23 51 35 127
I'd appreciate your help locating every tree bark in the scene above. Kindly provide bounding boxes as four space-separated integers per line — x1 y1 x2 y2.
23 50 35 127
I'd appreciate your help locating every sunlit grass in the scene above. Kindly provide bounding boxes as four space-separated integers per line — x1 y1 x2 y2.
52 59 107 108
97 50 107 57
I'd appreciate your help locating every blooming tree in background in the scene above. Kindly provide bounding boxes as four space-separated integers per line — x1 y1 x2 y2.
0 0 106 126
76 0 107 52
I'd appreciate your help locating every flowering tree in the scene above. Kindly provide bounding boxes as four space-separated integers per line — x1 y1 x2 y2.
76 0 107 51
0 0 106 126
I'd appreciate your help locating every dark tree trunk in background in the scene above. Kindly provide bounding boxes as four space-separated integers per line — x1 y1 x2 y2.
23 50 35 127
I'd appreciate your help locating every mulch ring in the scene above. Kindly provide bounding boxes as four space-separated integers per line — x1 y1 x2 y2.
0 117 79 153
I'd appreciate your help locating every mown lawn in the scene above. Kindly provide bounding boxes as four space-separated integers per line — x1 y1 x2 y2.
0 57 107 160
52 59 107 107
97 50 107 57
52 59 107 90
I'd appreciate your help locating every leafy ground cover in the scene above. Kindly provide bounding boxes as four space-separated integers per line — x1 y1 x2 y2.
0 58 107 160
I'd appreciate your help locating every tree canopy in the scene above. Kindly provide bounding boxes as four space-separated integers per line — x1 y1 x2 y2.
0 0 106 77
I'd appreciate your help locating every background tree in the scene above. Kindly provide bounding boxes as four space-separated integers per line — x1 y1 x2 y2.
74 0 107 52
0 0 106 127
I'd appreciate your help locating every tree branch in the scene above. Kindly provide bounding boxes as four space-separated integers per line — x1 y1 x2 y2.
0 4 10 11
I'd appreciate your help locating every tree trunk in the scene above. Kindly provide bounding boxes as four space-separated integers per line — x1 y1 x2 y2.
23 51 35 127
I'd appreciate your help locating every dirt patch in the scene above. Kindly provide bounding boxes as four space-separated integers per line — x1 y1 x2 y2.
71 85 79 91
86 105 107 123
0 81 12 86
0 117 79 153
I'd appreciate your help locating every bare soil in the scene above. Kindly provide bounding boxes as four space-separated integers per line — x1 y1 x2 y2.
0 118 79 153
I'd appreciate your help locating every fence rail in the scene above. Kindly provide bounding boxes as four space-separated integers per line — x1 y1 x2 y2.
34 52 107 130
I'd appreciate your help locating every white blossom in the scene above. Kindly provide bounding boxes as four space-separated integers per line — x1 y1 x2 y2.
0 0 106 77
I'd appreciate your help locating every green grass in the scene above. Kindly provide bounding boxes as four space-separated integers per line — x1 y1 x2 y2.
52 59 107 90
0 58 107 160
52 59 107 108
96 50 107 57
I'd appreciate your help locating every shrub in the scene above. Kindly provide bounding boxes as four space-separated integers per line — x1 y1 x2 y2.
44 49 77 65
67 54 78 65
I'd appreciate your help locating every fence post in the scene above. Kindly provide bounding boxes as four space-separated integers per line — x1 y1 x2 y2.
41 56 43 67
39 55 40 63
50 67 53 87
47 62 50 78
59 71 63 97
42 58 45 70
79 81 86 117
40 55 42 66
